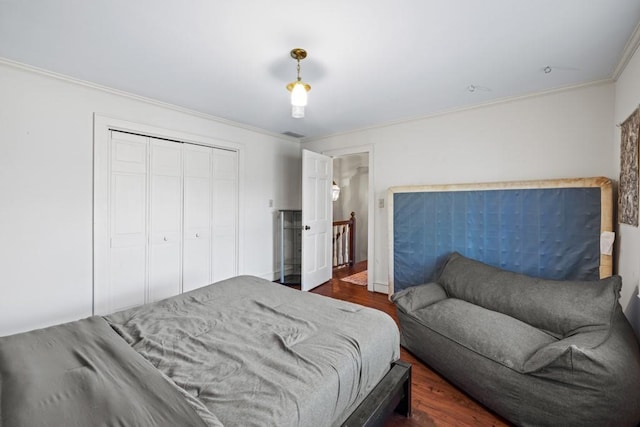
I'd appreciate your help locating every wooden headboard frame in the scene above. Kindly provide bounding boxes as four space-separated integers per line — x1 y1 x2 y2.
388 177 613 294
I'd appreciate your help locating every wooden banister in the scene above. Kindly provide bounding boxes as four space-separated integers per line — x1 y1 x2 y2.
332 212 356 268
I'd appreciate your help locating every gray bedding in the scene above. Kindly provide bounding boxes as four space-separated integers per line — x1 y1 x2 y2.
0 316 209 427
105 275 400 427
0 275 399 426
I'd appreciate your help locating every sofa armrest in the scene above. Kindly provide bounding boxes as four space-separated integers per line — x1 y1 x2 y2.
523 329 607 373
524 308 640 386
391 282 448 313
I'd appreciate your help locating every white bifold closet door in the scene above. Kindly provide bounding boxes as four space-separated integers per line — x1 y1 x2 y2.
182 145 213 293
182 146 239 291
149 140 183 302
108 132 149 311
96 130 237 315
212 149 238 282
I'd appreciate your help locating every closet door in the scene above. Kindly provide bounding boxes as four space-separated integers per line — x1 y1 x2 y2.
95 126 240 314
183 145 212 292
108 132 148 312
212 149 238 282
149 140 183 302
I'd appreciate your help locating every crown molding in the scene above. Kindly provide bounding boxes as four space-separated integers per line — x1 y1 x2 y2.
0 57 299 142
612 20 640 80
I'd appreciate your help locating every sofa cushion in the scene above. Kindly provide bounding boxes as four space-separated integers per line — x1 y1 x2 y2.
409 298 556 372
391 282 448 312
438 252 621 338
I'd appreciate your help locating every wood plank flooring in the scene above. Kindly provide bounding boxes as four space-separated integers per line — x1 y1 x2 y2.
311 262 510 427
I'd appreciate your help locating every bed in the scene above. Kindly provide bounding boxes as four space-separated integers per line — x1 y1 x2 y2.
0 275 410 426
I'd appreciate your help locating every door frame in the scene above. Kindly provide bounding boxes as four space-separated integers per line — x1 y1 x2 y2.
93 114 244 314
321 145 376 293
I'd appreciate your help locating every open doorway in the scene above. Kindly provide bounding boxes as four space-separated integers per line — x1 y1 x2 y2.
331 152 369 287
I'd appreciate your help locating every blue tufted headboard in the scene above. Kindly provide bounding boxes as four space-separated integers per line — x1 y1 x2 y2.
388 177 613 294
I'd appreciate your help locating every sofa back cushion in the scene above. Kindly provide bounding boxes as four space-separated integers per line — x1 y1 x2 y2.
438 252 621 338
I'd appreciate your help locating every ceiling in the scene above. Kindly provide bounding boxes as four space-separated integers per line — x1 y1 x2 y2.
1 1 640 140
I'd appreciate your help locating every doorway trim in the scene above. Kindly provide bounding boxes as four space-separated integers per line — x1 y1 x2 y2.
321 145 377 292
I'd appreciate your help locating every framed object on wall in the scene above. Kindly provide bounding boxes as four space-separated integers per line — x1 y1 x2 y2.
618 107 640 227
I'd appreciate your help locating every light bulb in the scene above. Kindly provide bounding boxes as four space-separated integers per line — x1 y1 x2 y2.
291 82 308 106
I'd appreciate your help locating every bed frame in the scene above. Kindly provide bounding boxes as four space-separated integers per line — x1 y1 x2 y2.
388 177 613 294
342 360 412 426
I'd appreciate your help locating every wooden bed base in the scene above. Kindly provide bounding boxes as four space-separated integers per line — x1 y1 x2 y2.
342 360 412 426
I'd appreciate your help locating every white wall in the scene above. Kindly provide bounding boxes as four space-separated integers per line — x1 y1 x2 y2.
0 61 301 336
614 44 640 335
303 83 616 298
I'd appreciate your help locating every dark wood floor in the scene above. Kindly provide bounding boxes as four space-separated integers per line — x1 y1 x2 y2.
311 261 510 427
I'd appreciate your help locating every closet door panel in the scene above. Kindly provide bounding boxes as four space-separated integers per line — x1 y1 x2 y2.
149 141 183 302
110 245 146 310
212 149 238 282
183 145 212 292
109 132 147 312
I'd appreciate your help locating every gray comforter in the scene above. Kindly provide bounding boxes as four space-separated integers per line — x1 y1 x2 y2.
106 275 400 427
0 276 399 426
0 316 209 426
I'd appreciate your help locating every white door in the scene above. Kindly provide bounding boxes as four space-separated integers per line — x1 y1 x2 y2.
212 149 238 282
148 140 183 302
183 144 212 292
108 132 148 312
301 149 333 291
95 123 241 313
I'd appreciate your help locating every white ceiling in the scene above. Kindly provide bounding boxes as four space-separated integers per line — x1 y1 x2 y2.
1 1 640 140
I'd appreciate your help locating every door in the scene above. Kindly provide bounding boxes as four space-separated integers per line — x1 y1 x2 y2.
182 144 212 292
301 149 332 291
211 149 238 282
108 131 148 312
94 122 240 313
148 140 183 302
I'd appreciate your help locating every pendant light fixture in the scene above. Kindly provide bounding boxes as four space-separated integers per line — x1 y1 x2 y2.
286 48 311 118
332 181 341 202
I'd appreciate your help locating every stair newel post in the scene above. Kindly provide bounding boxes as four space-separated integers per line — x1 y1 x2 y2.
349 212 356 267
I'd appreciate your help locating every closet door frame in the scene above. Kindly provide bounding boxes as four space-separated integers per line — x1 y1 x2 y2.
93 114 243 315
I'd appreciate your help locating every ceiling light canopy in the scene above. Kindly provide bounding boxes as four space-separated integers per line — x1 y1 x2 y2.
286 48 311 119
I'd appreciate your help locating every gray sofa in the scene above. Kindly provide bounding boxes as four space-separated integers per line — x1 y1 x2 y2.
392 252 640 426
